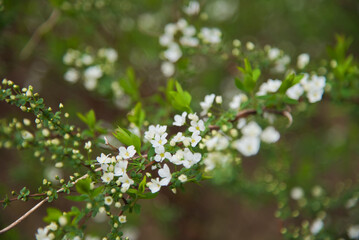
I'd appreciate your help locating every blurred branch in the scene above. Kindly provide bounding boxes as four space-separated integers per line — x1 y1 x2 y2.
20 9 61 60
0 167 101 234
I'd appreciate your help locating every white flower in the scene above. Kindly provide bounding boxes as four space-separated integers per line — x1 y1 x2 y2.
190 132 202 147
173 112 187 126
268 48 280 60
242 121 262 137
172 132 185 143
178 174 188 183
164 23 178 35
183 1 200 15
257 79 282 95
64 68 79 83
103 48 118 63
310 219 324 235
286 83 304 100
180 36 199 47
164 43 182 62
215 96 223 104
290 187 304 200
229 95 242 109
117 173 134 192
236 119 246 129
188 113 199 122
145 125 167 141
83 77 98 91
183 25 196 37
307 88 324 103
234 136 260 157
183 149 201 168
119 215 127 224
58 216 67 226
151 133 168 148
246 41 255 50
84 141 92 150
158 164 172 186
154 146 171 162
97 153 111 164
309 75 326 90
101 172 114 183
188 120 205 133
46 222 58 231
159 34 173 47
84 65 103 80
104 196 113 206
297 53 310 69
114 160 128 176
147 178 162 193
200 27 221 44
161 61 175 77
81 54 94 65
347 225 359 239
170 150 185 165
200 94 215 115
176 18 188 30
261 126 280 143
35 227 52 240
118 145 136 159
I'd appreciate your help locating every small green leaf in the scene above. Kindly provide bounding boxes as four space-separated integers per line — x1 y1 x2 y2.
138 176 147 194
43 207 62 223
65 195 88 202
75 177 91 195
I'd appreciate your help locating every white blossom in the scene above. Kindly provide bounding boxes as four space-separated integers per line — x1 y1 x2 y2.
261 126 280 143
268 48 280 60
189 132 202 147
117 173 134 192
297 53 310 69
119 215 127 223
101 172 114 183
158 164 172 186
241 121 262 137
64 68 79 83
290 187 304 200
200 27 221 44
310 219 324 235
161 61 175 77
114 160 128 176
35 227 52 240
173 112 187 126
154 145 171 162
234 136 260 157
147 178 161 193
104 196 113 206
164 43 182 62
286 83 304 100
183 148 201 168
151 133 168 148
188 119 205 133
236 119 246 129
307 88 324 103
118 145 136 159
84 65 103 80
183 1 200 15
97 153 111 164
83 77 98 91
200 93 215 115
178 174 188 183
347 225 359 239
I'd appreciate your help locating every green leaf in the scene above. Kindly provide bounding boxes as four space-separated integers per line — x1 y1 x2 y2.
138 176 147 194
128 102 146 128
65 195 88 202
168 81 192 112
77 110 96 130
113 127 132 146
119 67 139 101
75 177 91 195
43 207 62 223
131 133 141 154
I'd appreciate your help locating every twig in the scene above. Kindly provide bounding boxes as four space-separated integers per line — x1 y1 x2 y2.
0 193 47 204
20 9 61 59
0 167 101 234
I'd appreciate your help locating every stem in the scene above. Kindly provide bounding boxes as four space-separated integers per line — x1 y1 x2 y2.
0 167 102 234
20 9 61 59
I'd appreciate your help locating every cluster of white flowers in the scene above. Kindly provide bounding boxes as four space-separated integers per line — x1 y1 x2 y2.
233 121 280 157
183 1 200 16
265 46 291 73
286 74 326 103
143 112 206 193
159 16 222 77
63 48 118 91
96 145 135 193
229 93 248 110
255 74 326 103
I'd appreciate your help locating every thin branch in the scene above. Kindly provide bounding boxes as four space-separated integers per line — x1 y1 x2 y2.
0 167 101 234
0 193 47 204
20 9 61 60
